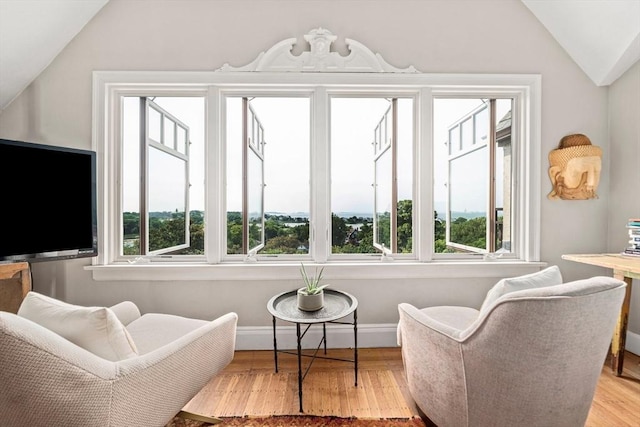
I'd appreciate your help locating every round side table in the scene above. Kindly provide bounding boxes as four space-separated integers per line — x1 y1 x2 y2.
267 288 358 412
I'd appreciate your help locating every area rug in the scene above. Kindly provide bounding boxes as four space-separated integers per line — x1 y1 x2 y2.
168 415 428 426
181 370 416 419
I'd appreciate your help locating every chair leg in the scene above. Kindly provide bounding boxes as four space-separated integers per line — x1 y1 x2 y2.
177 410 223 425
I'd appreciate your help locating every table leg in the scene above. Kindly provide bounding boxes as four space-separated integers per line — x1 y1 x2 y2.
611 273 632 376
296 322 303 412
323 322 327 354
272 315 278 373
354 309 358 386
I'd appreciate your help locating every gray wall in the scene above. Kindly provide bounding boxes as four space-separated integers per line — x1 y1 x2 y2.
608 60 640 338
1 1 636 343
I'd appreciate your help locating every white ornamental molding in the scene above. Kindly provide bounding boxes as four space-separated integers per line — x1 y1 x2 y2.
218 27 418 73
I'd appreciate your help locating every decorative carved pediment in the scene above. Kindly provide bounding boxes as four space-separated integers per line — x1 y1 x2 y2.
218 27 417 73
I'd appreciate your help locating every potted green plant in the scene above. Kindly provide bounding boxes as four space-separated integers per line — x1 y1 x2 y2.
297 263 330 311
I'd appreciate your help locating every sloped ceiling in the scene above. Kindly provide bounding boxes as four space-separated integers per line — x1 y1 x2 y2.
0 0 109 112
522 0 640 86
0 0 639 113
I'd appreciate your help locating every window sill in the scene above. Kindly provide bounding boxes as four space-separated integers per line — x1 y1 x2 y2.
85 260 547 282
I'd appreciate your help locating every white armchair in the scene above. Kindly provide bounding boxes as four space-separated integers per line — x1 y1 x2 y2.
398 269 626 427
0 292 237 427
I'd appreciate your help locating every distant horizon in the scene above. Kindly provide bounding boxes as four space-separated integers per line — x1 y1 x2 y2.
138 207 488 221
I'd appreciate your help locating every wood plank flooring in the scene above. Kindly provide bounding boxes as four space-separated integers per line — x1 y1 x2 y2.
183 348 640 426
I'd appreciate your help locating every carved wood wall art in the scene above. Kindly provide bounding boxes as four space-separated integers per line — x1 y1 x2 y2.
547 133 602 200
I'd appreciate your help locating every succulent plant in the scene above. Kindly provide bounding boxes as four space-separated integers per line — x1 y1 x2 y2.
299 263 329 296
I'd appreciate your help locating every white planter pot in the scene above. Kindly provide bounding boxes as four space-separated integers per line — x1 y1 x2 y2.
297 288 324 311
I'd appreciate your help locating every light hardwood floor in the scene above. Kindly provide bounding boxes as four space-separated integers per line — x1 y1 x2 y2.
185 348 640 426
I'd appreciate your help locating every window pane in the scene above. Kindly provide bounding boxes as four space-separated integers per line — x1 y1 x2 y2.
152 97 205 255
148 106 161 143
331 97 413 255
164 118 175 148
375 147 392 251
331 97 387 254
248 148 264 252
176 125 187 154
475 107 489 145
148 146 186 253
433 98 486 254
448 146 488 251
448 126 460 155
121 96 204 257
434 97 513 255
461 118 473 149
226 96 310 255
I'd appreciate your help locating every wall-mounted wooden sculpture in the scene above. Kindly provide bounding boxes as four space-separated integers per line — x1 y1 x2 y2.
548 134 602 200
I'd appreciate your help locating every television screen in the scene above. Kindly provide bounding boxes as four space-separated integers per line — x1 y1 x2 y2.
0 139 98 262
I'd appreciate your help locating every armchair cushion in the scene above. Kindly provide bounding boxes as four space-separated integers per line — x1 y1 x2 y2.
479 265 563 312
17 291 138 361
109 300 141 326
126 313 210 355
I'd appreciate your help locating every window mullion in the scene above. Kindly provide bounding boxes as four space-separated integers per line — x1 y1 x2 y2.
206 86 222 263
311 88 329 262
488 99 497 252
242 97 249 254
391 98 398 254
140 97 149 254
418 88 432 261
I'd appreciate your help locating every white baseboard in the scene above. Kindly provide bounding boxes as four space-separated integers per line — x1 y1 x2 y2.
236 323 640 357
626 330 640 356
235 323 398 351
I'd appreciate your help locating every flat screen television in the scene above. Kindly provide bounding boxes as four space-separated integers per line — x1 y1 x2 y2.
0 138 98 263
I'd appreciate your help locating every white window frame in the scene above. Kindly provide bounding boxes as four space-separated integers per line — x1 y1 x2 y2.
89 28 541 281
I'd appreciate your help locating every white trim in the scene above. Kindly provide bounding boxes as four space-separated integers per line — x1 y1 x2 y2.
235 324 640 359
626 330 640 356
86 260 546 281
234 323 399 351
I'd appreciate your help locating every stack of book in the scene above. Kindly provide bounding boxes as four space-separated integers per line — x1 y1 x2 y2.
623 218 640 257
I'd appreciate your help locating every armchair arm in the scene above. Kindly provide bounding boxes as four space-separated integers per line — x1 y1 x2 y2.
110 312 238 426
398 303 473 340
0 312 118 425
397 303 468 427
109 301 141 326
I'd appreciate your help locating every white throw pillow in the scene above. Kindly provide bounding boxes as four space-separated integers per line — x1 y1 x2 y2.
17 291 138 361
480 265 563 312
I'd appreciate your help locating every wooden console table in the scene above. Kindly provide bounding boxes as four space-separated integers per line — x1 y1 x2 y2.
562 253 638 376
0 262 32 313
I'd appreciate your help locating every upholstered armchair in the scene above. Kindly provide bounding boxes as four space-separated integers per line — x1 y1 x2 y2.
397 267 626 427
0 291 238 427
